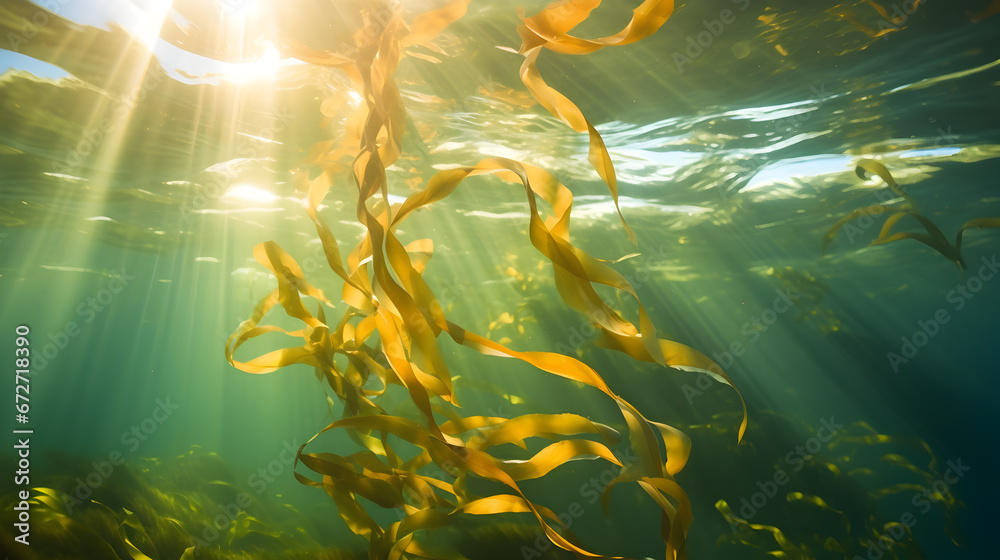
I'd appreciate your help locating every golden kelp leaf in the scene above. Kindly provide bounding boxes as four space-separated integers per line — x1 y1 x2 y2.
786 492 847 524
855 158 914 203
715 499 811 559
403 0 471 46
404 158 744 435
955 216 1000 253
517 0 675 54
444 413 622 449
869 483 925 501
30 487 68 512
512 1 678 246
224 2 744 558
826 160 999 270
879 453 930 480
870 209 966 267
498 439 623 481
595 252 642 263
823 207 903 255
638 477 693 558
118 509 155 560
406 50 444 64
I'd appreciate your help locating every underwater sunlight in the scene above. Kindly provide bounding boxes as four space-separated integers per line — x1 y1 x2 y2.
1 1 998 559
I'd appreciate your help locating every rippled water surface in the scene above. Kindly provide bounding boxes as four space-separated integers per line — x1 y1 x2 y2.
1 1 998 558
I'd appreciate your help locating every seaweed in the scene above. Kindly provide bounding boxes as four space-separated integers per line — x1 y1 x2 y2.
225 1 745 559
710 415 963 559
0 448 351 560
822 158 1000 269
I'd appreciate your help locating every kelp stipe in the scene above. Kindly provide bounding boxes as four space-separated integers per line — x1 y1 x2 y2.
226 1 745 558
823 158 1000 269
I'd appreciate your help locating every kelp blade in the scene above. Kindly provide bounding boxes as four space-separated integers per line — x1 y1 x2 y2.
223 2 747 559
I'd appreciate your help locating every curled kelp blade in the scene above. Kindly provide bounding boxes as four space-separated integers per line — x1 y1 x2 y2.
403 0 471 46
875 230 967 269
295 414 620 559
955 217 1000 255
400 157 745 417
873 209 952 250
716 499 812 559
513 1 681 245
222 1 745 558
824 159 916 255
871 209 966 268
833 160 999 270
638 477 693 559
440 413 623 449
517 0 675 54
228 153 744 555
821 203 898 255
854 158 916 206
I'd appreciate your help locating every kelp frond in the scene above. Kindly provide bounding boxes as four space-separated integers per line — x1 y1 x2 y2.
225 1 745 559
824 158 1000 269
871 209 966 268
955 217 1000 257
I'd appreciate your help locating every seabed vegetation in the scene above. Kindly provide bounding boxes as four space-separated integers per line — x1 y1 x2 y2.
0 1 987 559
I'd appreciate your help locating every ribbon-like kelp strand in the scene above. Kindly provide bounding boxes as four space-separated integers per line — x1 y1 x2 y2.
821 203 898 255
517 0 675 54
393 157 747 408
855 158 917 207
441 413 622 449
871 209 967 268
514 1 680 245
826 159 999 271
296 413 609 559
715 499 813 558
225 2 746 559
955 217 1000 256
396 157 744 457
404 0 472 46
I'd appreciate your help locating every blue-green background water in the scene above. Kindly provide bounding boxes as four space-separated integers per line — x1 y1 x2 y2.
1 0 998 558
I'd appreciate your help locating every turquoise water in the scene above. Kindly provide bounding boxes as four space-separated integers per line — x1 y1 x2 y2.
1 0 998 558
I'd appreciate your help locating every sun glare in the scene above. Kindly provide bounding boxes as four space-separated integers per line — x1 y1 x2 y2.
222 184 281 203
222 44 283 84
133 0 176 48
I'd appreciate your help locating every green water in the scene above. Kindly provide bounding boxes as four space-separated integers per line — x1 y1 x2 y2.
1 0 998 558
